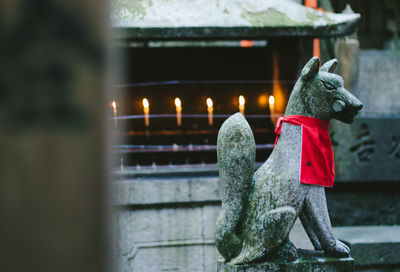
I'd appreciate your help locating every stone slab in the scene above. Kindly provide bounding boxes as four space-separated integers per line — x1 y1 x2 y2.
334 226 400 266
116 244 219 272
112 177 220 205
353 50 400 116
113 204 221 272
217 250 354 272
330 117 400 182
111 0 360 39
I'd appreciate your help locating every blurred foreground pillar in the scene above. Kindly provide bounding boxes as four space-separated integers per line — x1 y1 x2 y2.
0 1 108 272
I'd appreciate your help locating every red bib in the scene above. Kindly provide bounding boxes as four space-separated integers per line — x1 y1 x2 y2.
274 115 335 187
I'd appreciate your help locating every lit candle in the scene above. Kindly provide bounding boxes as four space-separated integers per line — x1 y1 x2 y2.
269 95 275 111
111 100 117 129
269 95 277 126
206 98 213 126
142 98 150 127
175 97 182 126
239 95 245 115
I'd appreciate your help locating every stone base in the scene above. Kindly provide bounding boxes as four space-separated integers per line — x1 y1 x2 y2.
335 226 400 268
217 249 354 272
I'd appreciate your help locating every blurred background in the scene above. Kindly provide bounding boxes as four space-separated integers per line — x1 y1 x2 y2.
0 0 108 272
0 0 399 272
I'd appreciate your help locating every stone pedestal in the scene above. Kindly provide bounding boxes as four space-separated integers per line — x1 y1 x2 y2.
335 226 400 269
217 249 354 272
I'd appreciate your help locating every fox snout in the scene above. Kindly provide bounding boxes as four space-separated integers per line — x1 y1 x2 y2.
349 94 363 112
333 89 363 123
354 100 363 111
346 91 363 112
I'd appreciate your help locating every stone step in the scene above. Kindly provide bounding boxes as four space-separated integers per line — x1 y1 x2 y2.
290 222 400 269
334 225 400 267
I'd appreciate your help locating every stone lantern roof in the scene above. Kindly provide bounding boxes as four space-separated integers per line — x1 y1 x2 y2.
111 0 360 40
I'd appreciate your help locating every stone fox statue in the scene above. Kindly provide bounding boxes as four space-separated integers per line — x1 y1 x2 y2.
215 57 363 265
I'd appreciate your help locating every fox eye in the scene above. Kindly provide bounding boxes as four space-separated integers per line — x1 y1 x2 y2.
322 81 336 91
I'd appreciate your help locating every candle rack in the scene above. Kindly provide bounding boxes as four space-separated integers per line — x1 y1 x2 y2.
109 80 294 170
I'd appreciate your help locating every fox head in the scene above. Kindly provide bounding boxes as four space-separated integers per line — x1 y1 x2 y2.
286 57 363 123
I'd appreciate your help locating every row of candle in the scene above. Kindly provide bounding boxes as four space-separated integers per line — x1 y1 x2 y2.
111 95 275 128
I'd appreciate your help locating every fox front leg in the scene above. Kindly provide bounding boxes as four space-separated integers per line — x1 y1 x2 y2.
303 186 350 257
299 211 322 250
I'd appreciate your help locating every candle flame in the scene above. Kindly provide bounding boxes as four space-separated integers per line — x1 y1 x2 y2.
142 98 149 109
207 98 213 126
239 95 245 106
111 100 117 111
111 100 117 129
269 95 275 106
175 97 181 108
206 98 213 108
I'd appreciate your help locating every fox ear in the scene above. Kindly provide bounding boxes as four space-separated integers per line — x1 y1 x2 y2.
320 59 338 73
301 57 320 81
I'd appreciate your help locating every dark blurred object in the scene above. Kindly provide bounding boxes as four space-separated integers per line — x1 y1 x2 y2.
0 1 107 272
331 0 400 49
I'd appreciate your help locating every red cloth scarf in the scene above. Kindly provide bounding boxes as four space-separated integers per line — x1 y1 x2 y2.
274 115 335 187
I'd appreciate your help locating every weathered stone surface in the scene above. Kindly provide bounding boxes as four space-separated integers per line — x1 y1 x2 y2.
337 37 359 91
111 0 360 39
331 117 400 182
215 58 362 265
112 177 220 205
334 226 400 267
113 202 220 272
216 112 256 261
217 250 355 272
353 50 400 116
128 245 218 272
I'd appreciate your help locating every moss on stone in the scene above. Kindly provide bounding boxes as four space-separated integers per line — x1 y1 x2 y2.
241 7 335 28
306 10 334 25
241 7 298 27
111 0 153 22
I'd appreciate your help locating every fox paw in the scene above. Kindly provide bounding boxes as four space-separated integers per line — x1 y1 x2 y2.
326 240 350 257
272 240 298 261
